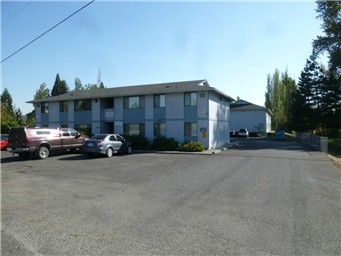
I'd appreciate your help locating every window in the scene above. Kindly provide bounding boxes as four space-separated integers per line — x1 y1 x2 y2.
154 123 166 137
74 124 91 137
184 92 197 106
41 103 49 113
62 131 70 136
124 123 145 136
36 131 50 135
154 94 165 108
60 101 68 112
184 122 197 136
124 96 144 109
103 98 114 108
116 135 125 142
74 99 91 111
109 135 117 141
70 129 79 136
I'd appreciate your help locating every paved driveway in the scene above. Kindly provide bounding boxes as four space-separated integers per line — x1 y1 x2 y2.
1 139 340 255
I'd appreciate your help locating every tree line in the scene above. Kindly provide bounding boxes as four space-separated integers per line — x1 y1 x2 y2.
1 72 105 133
265 0 340 136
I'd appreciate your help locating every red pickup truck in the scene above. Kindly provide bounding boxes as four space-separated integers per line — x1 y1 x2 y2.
7 127 88 159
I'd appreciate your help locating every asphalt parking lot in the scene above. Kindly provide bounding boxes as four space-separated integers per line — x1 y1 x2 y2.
1 139 340 255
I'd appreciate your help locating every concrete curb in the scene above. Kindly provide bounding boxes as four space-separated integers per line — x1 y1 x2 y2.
134 142 240 155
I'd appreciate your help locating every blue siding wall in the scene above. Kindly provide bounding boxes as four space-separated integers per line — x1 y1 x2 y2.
123 109 145 123
74 111 92 124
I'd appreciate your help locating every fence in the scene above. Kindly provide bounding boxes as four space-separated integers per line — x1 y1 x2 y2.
291 131 328 154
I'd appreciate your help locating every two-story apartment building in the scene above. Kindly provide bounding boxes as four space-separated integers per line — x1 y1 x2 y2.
27 79 235 149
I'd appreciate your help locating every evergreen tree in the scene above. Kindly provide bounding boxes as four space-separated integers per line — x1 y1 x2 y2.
319 68 341 134
1 88 18 133
1 88 14 116
51 73 69 96
74 77 84 91
313 0 341 71
296 60 315 132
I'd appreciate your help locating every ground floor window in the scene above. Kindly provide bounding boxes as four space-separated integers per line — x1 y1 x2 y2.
184 122 197 136
124 123 145 136
75 124 92 137
154 122 166 137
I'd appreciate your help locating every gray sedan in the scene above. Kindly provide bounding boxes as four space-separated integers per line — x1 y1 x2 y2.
83 134 133 157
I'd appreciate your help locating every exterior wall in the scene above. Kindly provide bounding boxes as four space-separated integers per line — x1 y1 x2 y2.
197 91 209 148
33 88 231 149
68 101 74 128
92 100 100 134
48 102 59 128
265 112 271 132
165 93 184 144
207 91 230 148
230 109 268 133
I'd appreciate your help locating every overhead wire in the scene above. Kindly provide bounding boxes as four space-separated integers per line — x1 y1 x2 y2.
2 1 32 29
1 0 95 64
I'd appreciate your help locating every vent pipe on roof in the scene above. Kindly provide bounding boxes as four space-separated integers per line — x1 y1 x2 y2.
198 80 208 86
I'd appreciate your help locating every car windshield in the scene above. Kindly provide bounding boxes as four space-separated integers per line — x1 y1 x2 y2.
90 135 107 140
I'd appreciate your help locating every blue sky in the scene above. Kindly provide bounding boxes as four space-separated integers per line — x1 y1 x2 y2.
2 1 322 115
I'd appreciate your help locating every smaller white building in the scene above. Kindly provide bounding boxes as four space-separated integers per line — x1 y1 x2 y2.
230 100 272 133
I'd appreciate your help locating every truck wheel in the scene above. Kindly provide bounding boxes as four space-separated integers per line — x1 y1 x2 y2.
106 148 113 158
38 146 49 159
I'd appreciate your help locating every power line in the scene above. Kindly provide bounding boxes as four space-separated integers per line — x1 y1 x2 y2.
1 0 95 64
2 1 32 29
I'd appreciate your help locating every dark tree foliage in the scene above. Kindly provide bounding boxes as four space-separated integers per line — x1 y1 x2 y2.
74 77 83 91
296 56 322 132
51 73 69 96
288 1 341 136
296 55 341 135
0 88 23 133
320 69 341 134
313 0 341 71
1 88 14 115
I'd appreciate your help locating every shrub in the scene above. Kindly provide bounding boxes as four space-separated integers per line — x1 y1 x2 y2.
182 141 205 152
123 135 149 149
150 136 179 151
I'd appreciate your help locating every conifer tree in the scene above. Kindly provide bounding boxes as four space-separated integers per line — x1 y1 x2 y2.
51 73 69 96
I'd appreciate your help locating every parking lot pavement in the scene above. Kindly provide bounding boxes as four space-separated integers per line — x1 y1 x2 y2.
1 140 340 255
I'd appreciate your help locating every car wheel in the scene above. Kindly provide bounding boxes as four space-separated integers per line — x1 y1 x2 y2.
38 146 49 159
87 153 94 158
106 147 113 158
127 146 132 154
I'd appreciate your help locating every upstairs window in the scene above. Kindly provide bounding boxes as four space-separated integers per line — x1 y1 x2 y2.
154 94 165 108
60 101 68 112
41 103 49 113
74 99 91 111
124 96 144 109
184 92 197 106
